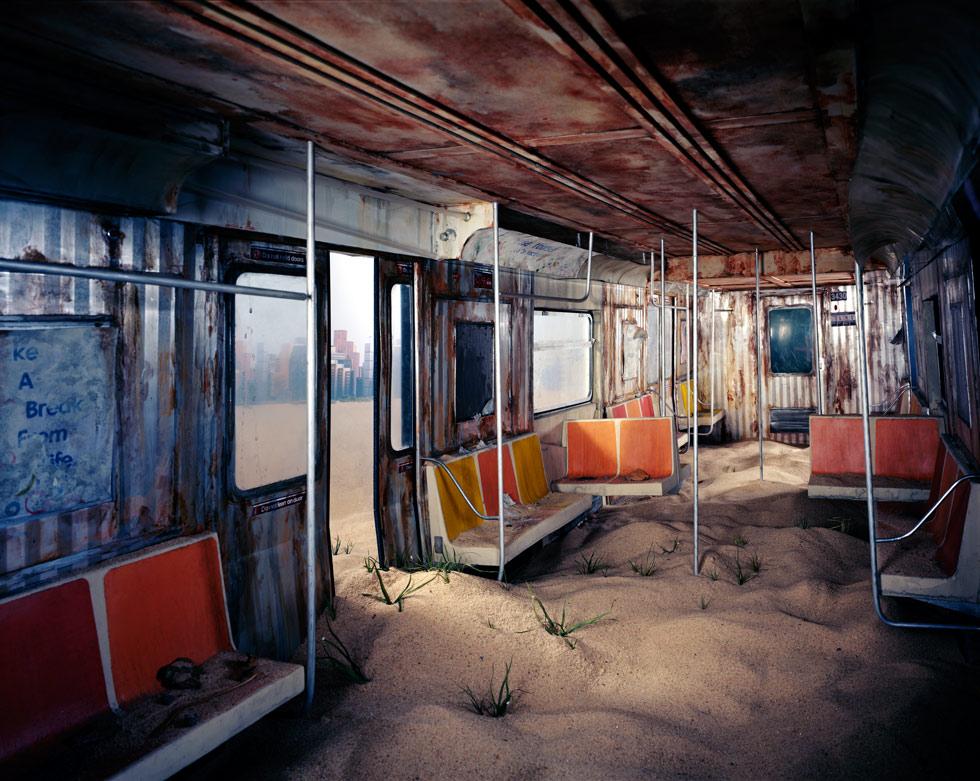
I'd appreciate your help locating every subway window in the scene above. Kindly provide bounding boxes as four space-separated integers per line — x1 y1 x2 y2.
234 273 307 490
533 310 593 413
768 306 813 374
454 321 495 421
390 284 414 450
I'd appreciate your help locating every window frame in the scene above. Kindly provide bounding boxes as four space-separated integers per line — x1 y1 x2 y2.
532 308 595 416
387 280 415 455
767 305 815 376
227 261 313 498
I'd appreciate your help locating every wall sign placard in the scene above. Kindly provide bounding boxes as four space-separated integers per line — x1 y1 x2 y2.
831 311 857 327
1 323 117 522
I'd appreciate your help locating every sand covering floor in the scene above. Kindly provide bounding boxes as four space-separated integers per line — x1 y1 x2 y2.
181 440 978 780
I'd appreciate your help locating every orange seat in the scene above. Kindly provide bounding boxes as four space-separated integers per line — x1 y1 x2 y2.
104 537 232 704
619 419 673 479
566 420 618 479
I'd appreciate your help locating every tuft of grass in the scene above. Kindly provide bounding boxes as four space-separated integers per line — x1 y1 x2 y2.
628 548 658 577
332 536 354 555
659 537 680 554
461 660 516 718
317 617 369 684
362 568 437 612
699 595 711 610
732 551 756 586
576 550 611 576
706 567 719 582
749 551 763 574
406 549 470 583
529 590 610 649
363 556 391 574
797 516 811 530
733 534 748 548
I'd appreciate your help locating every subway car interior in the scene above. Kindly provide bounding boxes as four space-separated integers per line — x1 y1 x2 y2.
1 1 979 779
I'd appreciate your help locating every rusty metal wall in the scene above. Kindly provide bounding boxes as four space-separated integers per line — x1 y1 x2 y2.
0 200 187 593
601 283 649 404
696 271 908 443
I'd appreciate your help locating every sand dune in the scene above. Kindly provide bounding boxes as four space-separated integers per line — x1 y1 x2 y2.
183 439 977 780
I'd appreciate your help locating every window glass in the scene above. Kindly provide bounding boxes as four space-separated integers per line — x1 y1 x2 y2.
455 322 495 421
533 310 593 413
390 284 414 450
234 273 306 489
768 307 814 374
951 302 972 425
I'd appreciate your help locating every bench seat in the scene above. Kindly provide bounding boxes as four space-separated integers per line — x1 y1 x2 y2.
554 417 687 497
6 652 302 781
879 435 980 612
606 391 690 449
0 534 303 779
807 415 942 502
424 433 593 568
807 473 930 502
678 380 725 431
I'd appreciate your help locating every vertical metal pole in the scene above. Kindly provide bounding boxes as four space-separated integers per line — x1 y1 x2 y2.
304 141 317 712
685 283 692 438
660 238 666 417
709 291 716 418
855 259 882 614
492 203 506 582
412 260 424 558
754 249 764 481
692 210 700 576
810 231 824 414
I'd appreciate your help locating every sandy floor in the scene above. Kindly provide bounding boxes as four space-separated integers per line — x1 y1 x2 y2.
181 438 978 780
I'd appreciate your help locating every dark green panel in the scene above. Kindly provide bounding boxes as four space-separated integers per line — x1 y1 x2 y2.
769 307 813 374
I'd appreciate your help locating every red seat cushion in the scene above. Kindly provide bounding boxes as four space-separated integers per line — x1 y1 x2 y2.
477 446 520 515
874 418 941 481
639 395 656 417
104 538 232 704
810 417 865 475
0 580 107 760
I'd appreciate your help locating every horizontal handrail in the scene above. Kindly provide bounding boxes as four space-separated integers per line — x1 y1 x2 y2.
0 258 309 300
419 456 501 523
876 472 978 543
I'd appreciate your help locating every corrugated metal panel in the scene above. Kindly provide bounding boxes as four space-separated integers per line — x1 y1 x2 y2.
0 200 184 593
696 271 908 444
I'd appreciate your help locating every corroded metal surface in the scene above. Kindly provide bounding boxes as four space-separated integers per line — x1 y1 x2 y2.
0 0 857 257
0 202 183 591
695 271 908 444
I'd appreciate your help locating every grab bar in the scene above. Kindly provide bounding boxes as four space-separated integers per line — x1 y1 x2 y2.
419 456 501 523
876 473 978 543
873 382 912 415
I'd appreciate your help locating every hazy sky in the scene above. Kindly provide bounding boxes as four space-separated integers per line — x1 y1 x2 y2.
237 254 374 353
331 253 375 350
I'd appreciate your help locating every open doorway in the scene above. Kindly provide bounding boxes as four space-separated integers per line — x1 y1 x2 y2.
329 252 378 560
